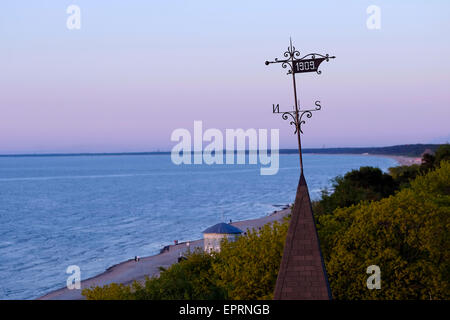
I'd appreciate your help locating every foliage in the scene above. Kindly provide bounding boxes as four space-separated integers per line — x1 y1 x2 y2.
435 144 450 165
388 164 421 189
421 153 436 172
82 282 133 300
313 166 397 215
83 250 223 300
212 220 289 300
317 161 450 299
387 144 450 189
135 251 224 300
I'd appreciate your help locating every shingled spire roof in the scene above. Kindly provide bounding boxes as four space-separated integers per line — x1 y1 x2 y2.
273 173 332 300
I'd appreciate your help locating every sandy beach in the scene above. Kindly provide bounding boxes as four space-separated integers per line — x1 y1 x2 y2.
38 207 291 300
306 153 422 167
378 155 422 166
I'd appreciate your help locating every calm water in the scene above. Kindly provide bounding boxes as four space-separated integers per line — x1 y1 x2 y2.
0 154 397 299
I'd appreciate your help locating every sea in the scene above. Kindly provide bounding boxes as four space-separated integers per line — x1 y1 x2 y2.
0 153 398 299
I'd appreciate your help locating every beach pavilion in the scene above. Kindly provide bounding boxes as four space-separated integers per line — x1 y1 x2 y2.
202 223 242 253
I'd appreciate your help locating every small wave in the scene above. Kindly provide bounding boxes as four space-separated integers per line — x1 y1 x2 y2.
0 241 13 248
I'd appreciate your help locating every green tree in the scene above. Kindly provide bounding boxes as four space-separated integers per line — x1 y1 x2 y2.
434 144 450 165
212 220 289 300
319 161 450 299
136 251 224 300
83 250 224 300
314 166 398 215
388 164 421 189
420 153 435 172
82 283 133 300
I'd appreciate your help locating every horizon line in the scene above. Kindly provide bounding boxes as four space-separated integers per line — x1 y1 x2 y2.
0 143 443 158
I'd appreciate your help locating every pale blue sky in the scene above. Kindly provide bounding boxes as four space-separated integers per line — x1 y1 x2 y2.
0 1 449 153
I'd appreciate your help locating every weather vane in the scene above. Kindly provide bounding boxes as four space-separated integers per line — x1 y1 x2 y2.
266 39 335 300
265 38 335 174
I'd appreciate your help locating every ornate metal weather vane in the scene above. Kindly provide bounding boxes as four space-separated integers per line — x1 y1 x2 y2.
265 38 335 174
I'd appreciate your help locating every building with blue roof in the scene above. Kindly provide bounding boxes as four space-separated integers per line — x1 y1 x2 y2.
202 222 242 252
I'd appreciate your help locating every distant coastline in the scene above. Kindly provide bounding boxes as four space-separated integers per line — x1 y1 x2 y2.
0 143 442 158
306 153 422 167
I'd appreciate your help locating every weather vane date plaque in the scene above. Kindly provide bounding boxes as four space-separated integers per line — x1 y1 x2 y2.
292 57 327 74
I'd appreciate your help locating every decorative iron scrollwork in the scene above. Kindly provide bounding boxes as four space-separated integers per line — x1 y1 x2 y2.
265 39 334 172
298 103 321 133
273 102 322 134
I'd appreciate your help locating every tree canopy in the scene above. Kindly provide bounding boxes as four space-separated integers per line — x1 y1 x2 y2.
313 166 397 216
317 161 450 299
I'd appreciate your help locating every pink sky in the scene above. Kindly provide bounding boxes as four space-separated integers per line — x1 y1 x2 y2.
0 1 449 154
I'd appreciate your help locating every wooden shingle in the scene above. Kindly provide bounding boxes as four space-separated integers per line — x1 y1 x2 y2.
273 174 331 300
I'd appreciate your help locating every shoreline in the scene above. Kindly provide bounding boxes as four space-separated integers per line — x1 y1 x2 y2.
373 154 421 166
38 206 291 300
306 153 421 166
